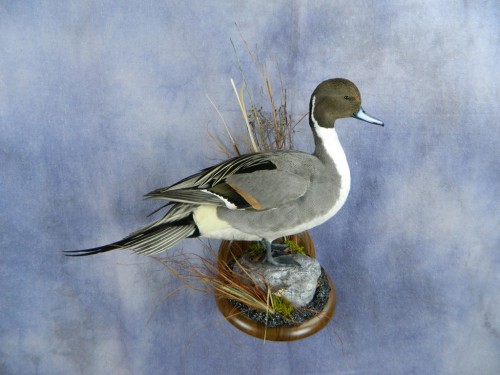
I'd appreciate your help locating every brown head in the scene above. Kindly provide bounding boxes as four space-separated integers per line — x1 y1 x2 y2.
309 78 383 128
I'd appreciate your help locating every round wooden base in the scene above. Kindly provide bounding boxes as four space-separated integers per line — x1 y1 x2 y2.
216 232 336 341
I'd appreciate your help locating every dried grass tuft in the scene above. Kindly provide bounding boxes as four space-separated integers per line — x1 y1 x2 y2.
155 248 281 316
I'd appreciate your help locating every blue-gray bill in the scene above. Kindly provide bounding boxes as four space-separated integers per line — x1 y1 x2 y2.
353 107 384 126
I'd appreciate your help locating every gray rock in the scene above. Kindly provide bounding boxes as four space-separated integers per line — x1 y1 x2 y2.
233 254 322 307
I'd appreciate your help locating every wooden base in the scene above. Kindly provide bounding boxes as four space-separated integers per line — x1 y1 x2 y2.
216 232 336 341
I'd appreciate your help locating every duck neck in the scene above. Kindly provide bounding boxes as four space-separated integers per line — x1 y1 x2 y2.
309 96 346 165
312 125 351 205
312 125 346 165
309 98 350 187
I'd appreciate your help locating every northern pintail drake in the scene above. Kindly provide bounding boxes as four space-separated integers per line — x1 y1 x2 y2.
66 78 383 265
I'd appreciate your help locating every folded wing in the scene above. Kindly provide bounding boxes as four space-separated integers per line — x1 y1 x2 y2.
146 153 309 210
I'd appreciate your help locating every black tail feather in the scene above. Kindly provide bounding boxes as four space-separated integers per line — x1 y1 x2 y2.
64 214 199 257
64 243 125 257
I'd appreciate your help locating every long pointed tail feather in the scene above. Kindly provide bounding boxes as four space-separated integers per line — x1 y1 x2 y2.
65 204 199 257
65 220 198 257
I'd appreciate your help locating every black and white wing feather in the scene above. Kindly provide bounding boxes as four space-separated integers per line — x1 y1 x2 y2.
145 152 309 210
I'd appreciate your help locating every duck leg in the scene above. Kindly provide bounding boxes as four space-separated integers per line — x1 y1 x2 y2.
262 240 301 267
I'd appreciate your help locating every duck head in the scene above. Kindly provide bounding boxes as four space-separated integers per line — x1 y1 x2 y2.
309 78 384 128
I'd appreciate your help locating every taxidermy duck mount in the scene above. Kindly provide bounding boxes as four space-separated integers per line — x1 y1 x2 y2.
65 68 383 340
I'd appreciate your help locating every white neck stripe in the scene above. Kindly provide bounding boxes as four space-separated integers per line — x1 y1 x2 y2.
311 96 319 128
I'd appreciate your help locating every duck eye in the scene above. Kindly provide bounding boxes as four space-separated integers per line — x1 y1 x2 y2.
344 96 352 101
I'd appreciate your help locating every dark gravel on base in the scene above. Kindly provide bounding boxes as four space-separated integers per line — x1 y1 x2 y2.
229 268 331 328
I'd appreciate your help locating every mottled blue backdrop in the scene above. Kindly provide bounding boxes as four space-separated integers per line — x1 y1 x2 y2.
1 1 498 374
